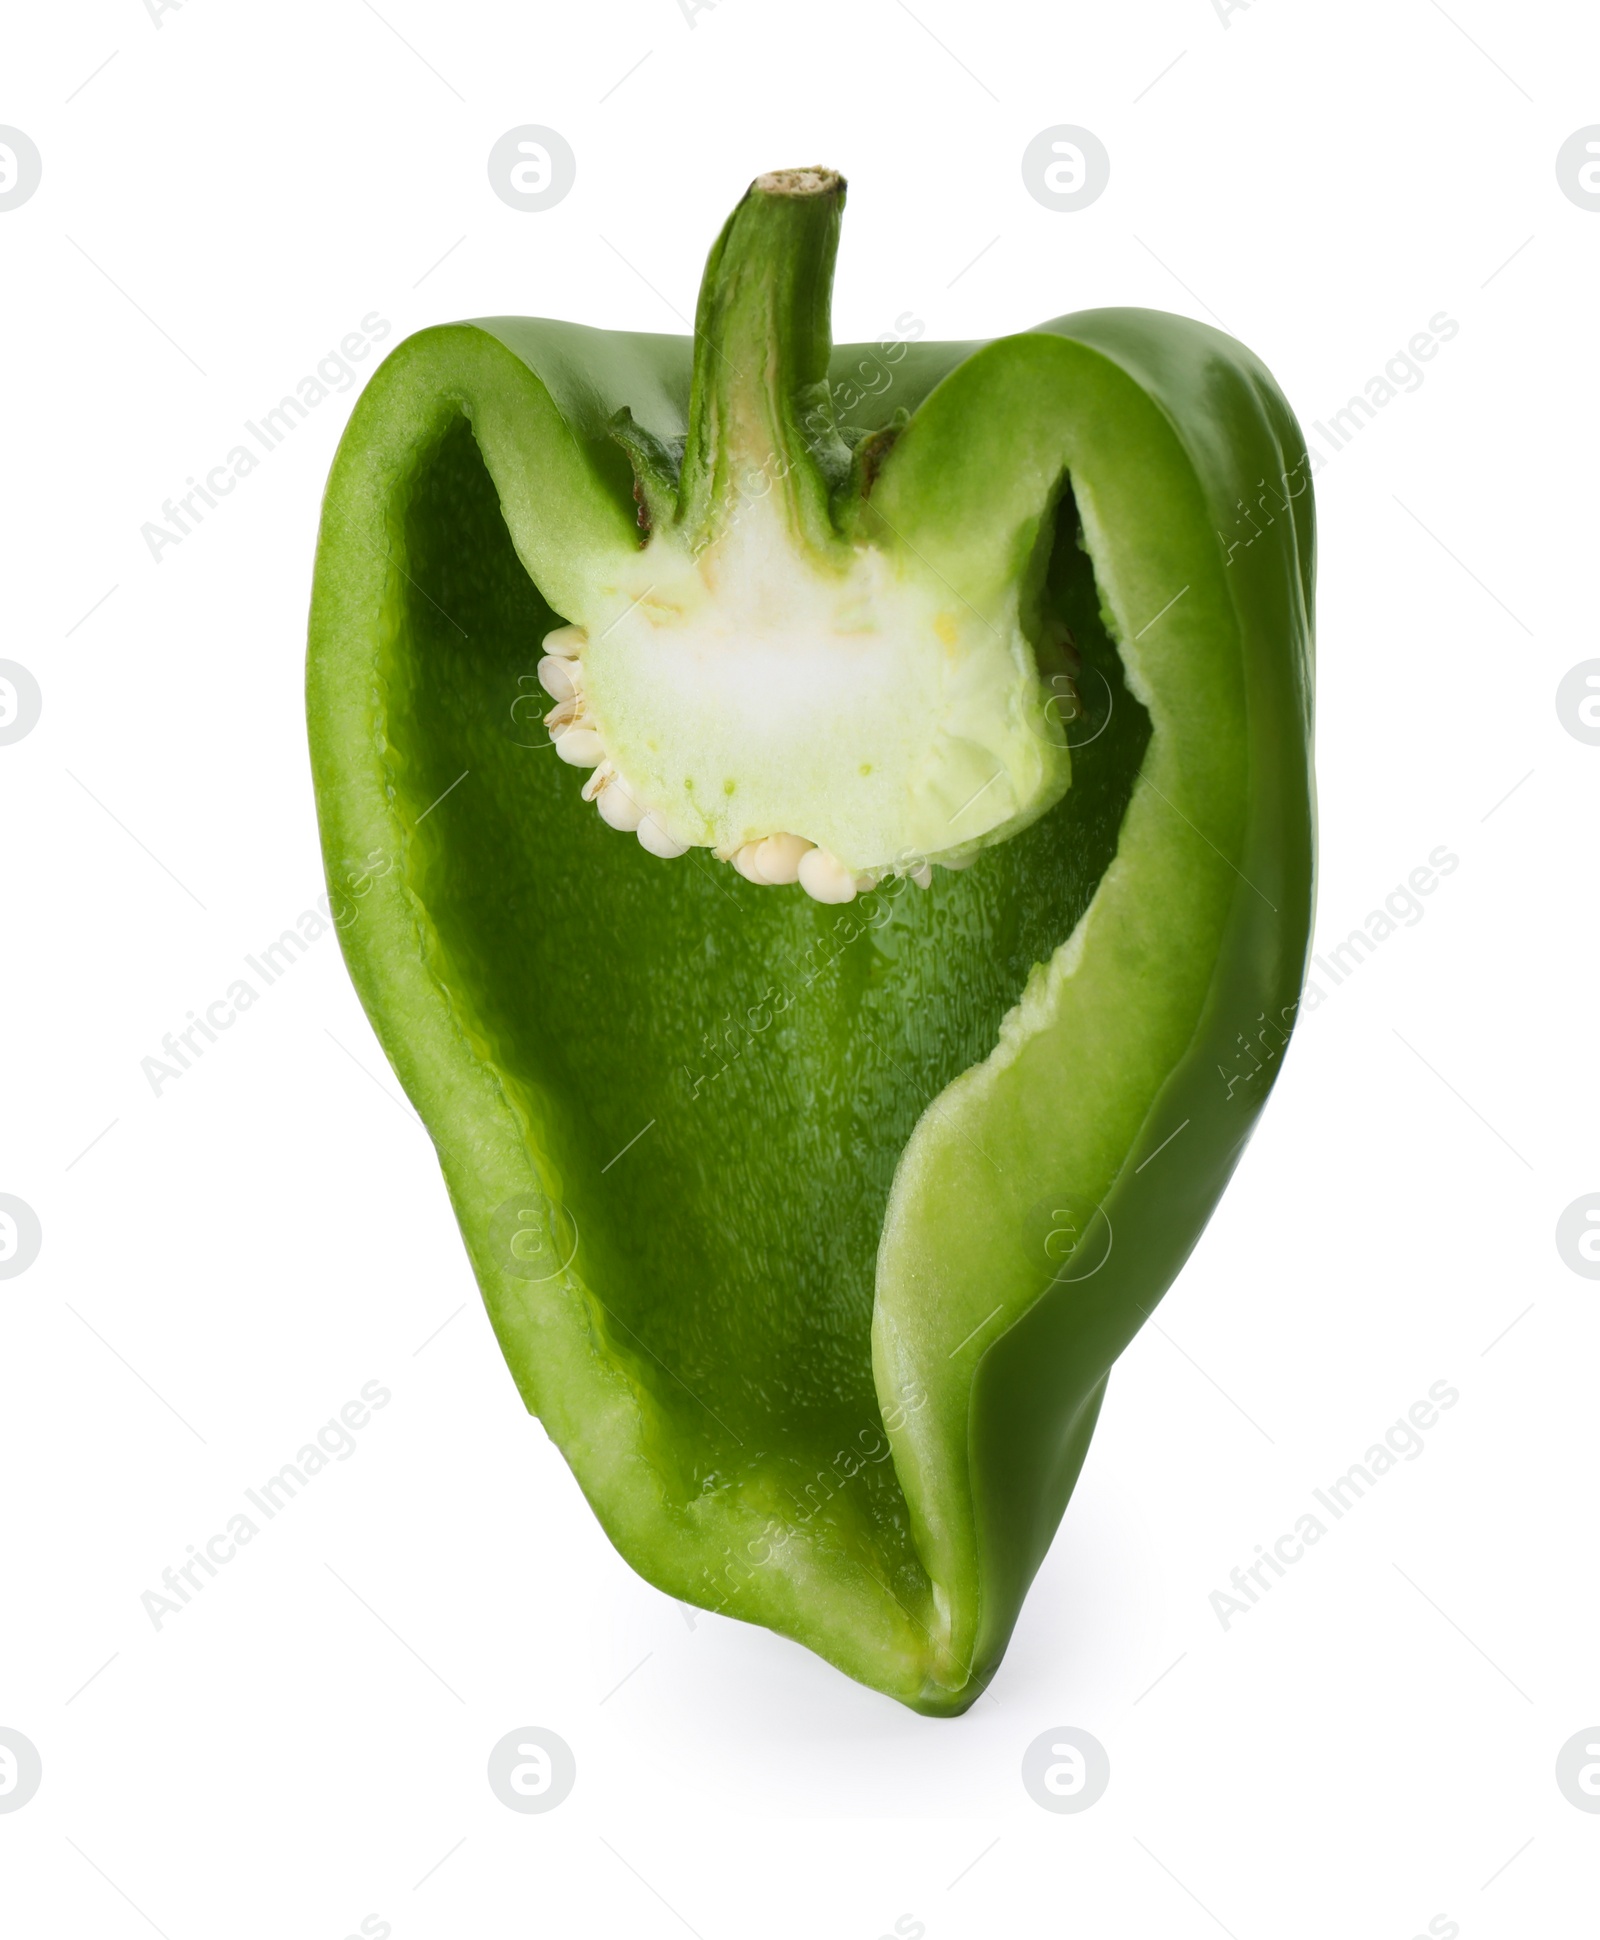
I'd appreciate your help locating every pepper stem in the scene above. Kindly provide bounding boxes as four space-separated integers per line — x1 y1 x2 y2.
674 167 850 560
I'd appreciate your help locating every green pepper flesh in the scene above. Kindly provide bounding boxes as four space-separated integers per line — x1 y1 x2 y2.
307 179 1314 1713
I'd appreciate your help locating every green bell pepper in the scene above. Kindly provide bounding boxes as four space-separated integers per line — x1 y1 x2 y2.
307 167 1315 1714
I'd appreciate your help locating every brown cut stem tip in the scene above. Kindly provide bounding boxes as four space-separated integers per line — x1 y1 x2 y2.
752 166 845 197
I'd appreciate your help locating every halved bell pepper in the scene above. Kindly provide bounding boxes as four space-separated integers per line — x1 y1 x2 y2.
307 168 1315 1714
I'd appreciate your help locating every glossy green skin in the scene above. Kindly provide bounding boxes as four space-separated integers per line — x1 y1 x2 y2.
307 304 1314 1713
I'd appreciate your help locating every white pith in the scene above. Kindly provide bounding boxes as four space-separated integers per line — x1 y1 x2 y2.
541 505 1069 903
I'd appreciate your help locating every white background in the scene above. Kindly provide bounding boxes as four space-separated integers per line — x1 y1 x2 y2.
2 1 1596 1935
